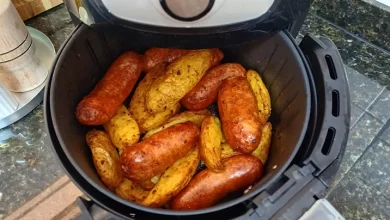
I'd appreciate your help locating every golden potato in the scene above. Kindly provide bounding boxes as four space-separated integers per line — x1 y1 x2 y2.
143 109 211 139
139 104 180 133
142 146 200 207
220 143 241 160
138 174 162 190
252 122 272 165
247 70 271 124
103 105 140 153
129 63 179 133
146 49 223 113
115 178 149 204
200 116 224 172
86 130 122 190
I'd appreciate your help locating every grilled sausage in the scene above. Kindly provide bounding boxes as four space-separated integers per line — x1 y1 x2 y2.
218 77 262 153
181 63 246 110
143 48 189 72
76 51 143 125
171 155 263 210
120 122 200 182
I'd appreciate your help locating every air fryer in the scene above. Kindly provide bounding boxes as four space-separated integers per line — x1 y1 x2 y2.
44 0 350 219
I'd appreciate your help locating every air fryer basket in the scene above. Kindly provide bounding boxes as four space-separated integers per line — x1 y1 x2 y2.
48 24 311 216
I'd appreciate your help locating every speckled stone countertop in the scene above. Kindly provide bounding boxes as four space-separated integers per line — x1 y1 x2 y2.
2 2 390 219
312 0 390 52
0 5 74 218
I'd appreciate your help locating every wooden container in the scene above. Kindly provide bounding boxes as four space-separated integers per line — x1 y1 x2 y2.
0 0 48 92
12 0 63 21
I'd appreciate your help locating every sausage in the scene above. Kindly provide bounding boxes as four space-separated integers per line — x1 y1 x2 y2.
76 51 143 125
181 63 246 110
143 48 189 72
120 122 200 182
171 155 263 210
218 77 262 153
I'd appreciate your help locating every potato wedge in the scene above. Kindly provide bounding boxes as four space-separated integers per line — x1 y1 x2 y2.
221 143 241 160
139 104 180 133
103 105 140 153
142 146 200 207
247 70 271 124
139 174 162 190
146 49 223 113
200 116 224 172
143 109 211 139
115 178 149 204
86 130 122 190
252 123 272 165
129 63 179 133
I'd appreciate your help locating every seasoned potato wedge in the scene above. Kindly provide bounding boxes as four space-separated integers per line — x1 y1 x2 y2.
115 178 149 204
146 49 223 113
139 104 180 133
129 63 179 133
200 116 224 172
143 109 211 139
103 105 140 153
142 146 200 207
139 174 162 190
252 123 272 165
86 130 122 190
221 143 241 160
247 70 271 124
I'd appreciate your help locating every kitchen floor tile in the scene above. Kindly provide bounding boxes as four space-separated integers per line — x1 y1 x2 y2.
378 123 390 145
368 88 390 123
350 104 364 128
348 139 390 198
329 113 384 186
0 105 64 217
327 172 390 220
346 66 385 110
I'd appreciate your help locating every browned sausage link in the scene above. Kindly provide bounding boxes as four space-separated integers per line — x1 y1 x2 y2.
181 63 246 110
218 77 262 153
120 122 200 182
171 155 263 210
76 51 143 125
143 48 189 72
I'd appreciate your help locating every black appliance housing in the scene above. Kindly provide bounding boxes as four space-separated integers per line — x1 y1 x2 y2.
44 1 350 219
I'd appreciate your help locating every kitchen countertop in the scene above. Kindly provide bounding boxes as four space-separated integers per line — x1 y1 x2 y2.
1 2 390 219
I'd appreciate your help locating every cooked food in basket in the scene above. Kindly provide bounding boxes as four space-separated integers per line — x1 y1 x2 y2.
78 47 272 210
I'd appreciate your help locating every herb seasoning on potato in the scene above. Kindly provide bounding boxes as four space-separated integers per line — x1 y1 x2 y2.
103 105 140 154
247 70 271 124
146 49 223 113
142 146 200 207
129 63 180 133
200 116 224 172
86 130 123 190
